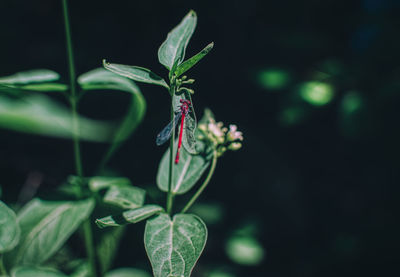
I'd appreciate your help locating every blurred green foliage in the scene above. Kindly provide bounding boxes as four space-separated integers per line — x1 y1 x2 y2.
257 69 291 90
299 81 334 106
225 236 264 266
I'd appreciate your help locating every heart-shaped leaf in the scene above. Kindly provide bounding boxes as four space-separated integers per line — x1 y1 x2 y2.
4 198 94 267
102 61 168 89
158 11 197 71
157 143 210 195
0 201 20 253
144 213 207 277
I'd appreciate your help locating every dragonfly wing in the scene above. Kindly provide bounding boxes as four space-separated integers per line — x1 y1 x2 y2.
182 112 197 154
156 112 182 146
181 93 198 154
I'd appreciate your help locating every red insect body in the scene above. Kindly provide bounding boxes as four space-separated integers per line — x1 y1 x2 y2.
175 100 190 164
175 110 186 164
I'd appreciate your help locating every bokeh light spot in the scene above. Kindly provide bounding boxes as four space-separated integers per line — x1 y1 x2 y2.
225 235 265 265
208 269 236 277
191 203 224 225
341 91 362 114
279 106 306 126
299 81 334 106
257 69 290 90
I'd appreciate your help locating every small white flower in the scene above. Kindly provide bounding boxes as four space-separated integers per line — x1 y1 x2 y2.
197 110 243 155
227 124 243 141
208 122 224 138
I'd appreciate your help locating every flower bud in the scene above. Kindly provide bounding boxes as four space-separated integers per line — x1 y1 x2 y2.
218 146 227 156
228 142 242 151
183 79 195 84
198 123 207 131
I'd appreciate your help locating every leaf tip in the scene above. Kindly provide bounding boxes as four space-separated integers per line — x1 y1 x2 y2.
189 10 197 17
204 42 214 53
95 219 105 229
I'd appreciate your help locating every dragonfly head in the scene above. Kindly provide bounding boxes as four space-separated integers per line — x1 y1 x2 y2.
179 99 191 113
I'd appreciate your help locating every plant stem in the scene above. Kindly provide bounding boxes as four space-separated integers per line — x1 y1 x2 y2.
181 150 218 213
97 144 116 174
62 0 83 177
71 99 83 176
166 92 176 215
0 255 7 276
82 220 96 270
62 1 98 276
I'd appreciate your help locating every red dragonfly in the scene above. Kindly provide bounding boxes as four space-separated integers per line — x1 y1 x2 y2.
156 99 191 164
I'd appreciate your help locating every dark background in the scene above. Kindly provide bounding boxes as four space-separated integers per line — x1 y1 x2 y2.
1 0 400 276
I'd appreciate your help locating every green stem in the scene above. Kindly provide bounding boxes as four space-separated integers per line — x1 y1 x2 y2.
62 1 98 276
71 99 83 177
181 150 218 213
0 255 7 276
82 220 96 271
97 143 116 174
62 0 83 177
166 92 176 215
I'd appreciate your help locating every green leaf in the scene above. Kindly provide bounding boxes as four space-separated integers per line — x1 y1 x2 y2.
79 68 147 163
144 213 207 277
96 205 164 228
78 68 146 145
97 227 125 274
0 83 68 94
102 61 168 89
70 262 90 277
158 10 197 71
18 83 68 92
0 69 60 85
182 109 197 154
0 94 113 142
4 198 94 267
157 142 210 195
175 42 214 77
11 266 68 277
88 176 131 192
58 176 86 198
0 201 20 253
105 268 151 277
103 185 146 209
